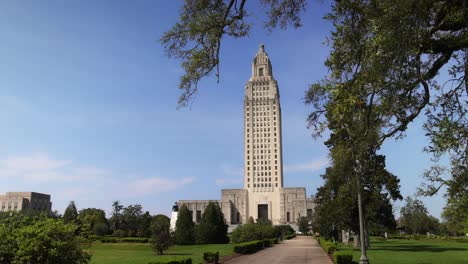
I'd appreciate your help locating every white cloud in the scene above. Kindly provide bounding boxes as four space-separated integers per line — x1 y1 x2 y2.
284 158 329 173
0 153 195 196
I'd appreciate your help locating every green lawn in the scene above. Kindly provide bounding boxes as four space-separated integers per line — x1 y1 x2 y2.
338 239 468 264
90 242 236 264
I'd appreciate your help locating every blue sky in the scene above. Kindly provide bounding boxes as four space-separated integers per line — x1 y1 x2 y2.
0 0 447 218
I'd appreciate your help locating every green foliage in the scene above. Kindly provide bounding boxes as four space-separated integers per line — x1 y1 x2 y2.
285 234 296 240
113 229 126 238
63 200 79 224
151 214 172 255
93 222 109 236
0 214 91 264
230 222 276 243
195 201 228 244
297 216 309 234
333 251 353 264
273 225 295 238
233 240 264 254
400 197 441 235
175 205 195 245
203 251 219 264
318 238 337 254
78 208 108 236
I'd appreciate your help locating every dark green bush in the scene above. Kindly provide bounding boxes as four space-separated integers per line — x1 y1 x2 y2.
233 240 264 254
203 252 219 263
100 237 118 243
274 225 295 238
121 237 149 243
148 259 192 264
318 238 337 254
333 251 353 264
263 239 272 247
285 234 296 240
230 223 276 243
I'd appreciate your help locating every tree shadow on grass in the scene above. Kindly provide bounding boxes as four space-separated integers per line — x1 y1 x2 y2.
160 253 192 256
371 245 468 253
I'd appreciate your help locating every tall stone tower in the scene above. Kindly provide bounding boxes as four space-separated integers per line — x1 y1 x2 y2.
244 44 283 191
243 44 284 222
175 44 315 227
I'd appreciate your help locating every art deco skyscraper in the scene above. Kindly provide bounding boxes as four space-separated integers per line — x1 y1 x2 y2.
244 44 283 192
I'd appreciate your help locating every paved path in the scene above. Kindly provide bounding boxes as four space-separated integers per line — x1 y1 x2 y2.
225 236 332 264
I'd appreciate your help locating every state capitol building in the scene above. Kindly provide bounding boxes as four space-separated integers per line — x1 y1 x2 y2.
175 45 315 227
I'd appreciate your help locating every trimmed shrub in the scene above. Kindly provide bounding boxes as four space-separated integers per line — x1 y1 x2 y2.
175 205 195 245
333 251 353 264
203 252 219 264
230 223 276 243
147 259 192 264
233 240 264 254
318 239 337 254
263 239 272 247
285 234 296 240
195 202 229 244
100 237 118 243
274 225 295 238
113 229 126 238
122 237 149 243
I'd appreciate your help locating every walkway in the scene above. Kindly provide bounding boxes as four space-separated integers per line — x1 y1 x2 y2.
225 236 333 264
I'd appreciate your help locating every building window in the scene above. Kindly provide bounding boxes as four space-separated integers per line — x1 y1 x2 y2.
287 212 290 222
259 68 264 76
275 183 278 187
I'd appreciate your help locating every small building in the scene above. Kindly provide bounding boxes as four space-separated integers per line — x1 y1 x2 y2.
0 192 52 213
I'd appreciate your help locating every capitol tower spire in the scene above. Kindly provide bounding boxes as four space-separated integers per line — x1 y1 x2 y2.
244 44 283 192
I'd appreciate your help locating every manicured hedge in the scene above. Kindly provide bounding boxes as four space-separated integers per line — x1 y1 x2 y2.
333 251 353 264
121 237 149 243
100 237 118 243
285 234 296 240
203 252 219 264
148 259 192 264
99 237 150 243
317 238 337 254
233 240 264 254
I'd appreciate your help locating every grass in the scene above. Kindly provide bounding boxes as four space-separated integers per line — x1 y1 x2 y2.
90 242 236 264
337 238 468 264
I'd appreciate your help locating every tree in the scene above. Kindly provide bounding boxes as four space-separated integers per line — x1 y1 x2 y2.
195 201 229 244
109 200 123 232
399 197 440 235
78 208 108 236
138 211 153 238
175 205 195 245
163 0 467 236
0 214 91 264
312 137 401 240
63 201 78 224
151 214 172 255
230 221 276 243
297 216 309 234
121 204 143 237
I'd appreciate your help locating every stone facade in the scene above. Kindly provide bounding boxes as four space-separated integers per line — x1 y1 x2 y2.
0 192 52 213
176 45 315 227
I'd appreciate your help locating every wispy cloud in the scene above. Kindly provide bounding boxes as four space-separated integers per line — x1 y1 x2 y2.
284 158 329 173
0 153 195 196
